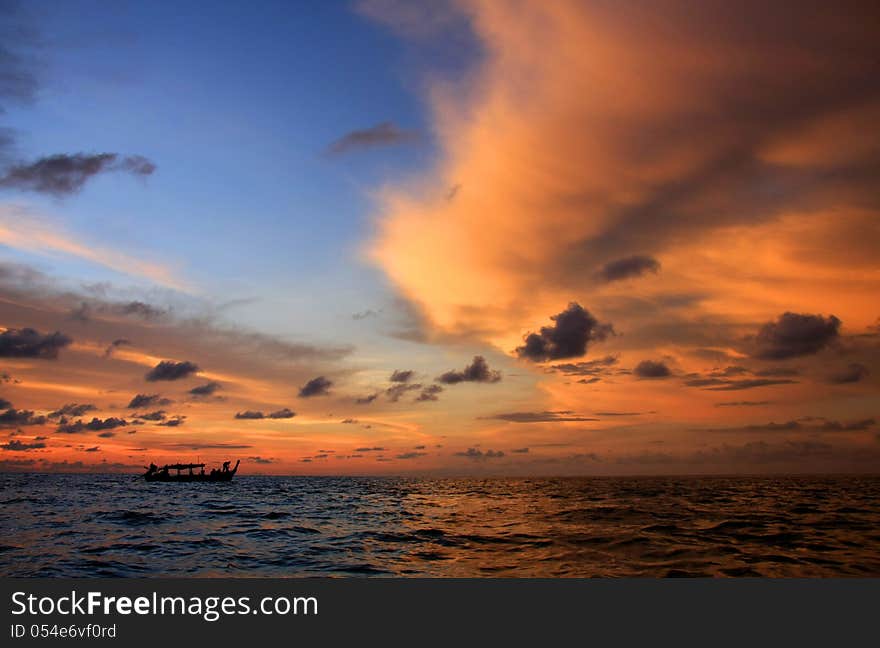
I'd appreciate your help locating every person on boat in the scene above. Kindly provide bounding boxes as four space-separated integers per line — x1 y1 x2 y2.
222 461 231 472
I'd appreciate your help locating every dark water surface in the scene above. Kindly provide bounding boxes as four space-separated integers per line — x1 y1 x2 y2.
2 473 879 577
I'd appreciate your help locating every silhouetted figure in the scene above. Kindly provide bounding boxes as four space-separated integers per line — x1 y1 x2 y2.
222 461 231 472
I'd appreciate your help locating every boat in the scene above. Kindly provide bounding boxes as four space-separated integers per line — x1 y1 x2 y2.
143 460 240 482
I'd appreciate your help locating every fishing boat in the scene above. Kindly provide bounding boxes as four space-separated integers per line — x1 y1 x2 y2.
143 460 240 482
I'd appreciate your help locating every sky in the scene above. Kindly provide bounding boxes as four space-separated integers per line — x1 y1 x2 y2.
1 0 879 475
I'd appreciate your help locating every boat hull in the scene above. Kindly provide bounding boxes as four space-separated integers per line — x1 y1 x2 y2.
144 472 235 482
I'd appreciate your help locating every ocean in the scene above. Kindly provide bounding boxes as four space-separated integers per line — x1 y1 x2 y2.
2 473 879 577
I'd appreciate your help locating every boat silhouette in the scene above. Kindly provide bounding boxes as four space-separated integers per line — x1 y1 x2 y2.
143 459 240 482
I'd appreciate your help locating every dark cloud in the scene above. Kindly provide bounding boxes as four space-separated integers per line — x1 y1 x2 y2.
385 382 422 402
0 397 10 409
754 367 800 377
415 384 443 402
715 401 771 407
157 416 185 427
0 408 46 427
829 363 870 384
117 301 165 320
702 378 798 391
268 408 295 419
103 338 131 357
127 394 171 409
136 410 166 421
1 439 45 451
454 448 505 460
619 441 835 466
355 393 379 405
165 443 253 450
437 355 501 384
189 381 221 396
235 410 265 420
328 122 418 154
752 312 841 360
395 451 427 459
0 327 72 359
97 431 115 438
483 411 598 423
389 369 415 383
634 360 671 379
597 255 661 282
515 303 612 362
247 456 274 464
551 355 619 376
352 309 379 320
145 360 199 382
511 447 530 454
0 152 156 196
57 417 128 434
298 376 332 397
354 446 386 452
706 417 876 434
47 403 96 419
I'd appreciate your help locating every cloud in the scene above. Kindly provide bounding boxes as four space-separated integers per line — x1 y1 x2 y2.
352 309 379 320
389 369 415 383
597 255 661 282
165 443 253 450
0 327 72 359
715 401 771 407
395 451 427 459
0 208 188 291
551 355 619 376
298 376 333 397
328 122 418 154
47 403 97 418
135 411 166 421
57 417 129 434
1 439 46 451
268 408 295 419
0 408 46 427
511 447 529 454
0 397 10 409
235 410 265 420
127 394 171 409
701 378 798 391
354 446 386 452
705 418 876 434
103 338 132 357
145 360 200 382
157 416 185 427
415 384 443 402
97 431 115 438
634 360 671 379
752 312 841 360
355 393 379 404
483 411 598 423
385 382 422 402
516 303 612 362
0 153 156 196
189 381 221 396
368 1 880 361
437 355 501 384
247 456 274 464
829 363 869 384
454 448 505 460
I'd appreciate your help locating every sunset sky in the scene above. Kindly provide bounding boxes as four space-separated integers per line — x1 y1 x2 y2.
1 0 878 475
